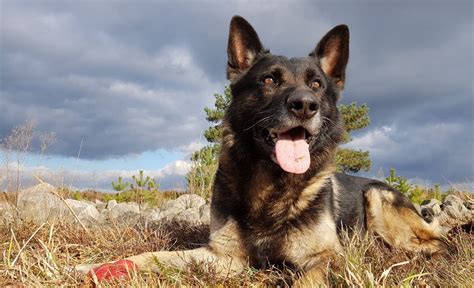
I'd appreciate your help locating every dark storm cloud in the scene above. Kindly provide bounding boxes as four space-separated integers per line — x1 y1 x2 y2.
1 1 224 158
1 1 472 183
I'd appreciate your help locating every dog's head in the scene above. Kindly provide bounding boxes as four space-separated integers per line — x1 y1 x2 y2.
226 16 348 174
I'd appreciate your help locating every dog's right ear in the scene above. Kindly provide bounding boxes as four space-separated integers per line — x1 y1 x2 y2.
227 16 265 81
310 25 349 90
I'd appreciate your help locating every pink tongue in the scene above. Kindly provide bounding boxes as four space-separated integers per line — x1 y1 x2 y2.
275 129 310 174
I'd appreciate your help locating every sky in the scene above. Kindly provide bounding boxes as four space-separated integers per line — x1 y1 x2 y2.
0 0 473 191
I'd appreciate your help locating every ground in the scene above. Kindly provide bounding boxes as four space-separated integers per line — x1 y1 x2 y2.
0 217 472 287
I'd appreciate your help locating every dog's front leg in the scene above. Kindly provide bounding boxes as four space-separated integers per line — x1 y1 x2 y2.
125 246 244 275
295 266 327 287
75 218 247 281
75 246 244 283
292 249 335 288
126 218 247 276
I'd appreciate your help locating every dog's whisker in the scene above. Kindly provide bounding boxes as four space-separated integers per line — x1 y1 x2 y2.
243 115 275 131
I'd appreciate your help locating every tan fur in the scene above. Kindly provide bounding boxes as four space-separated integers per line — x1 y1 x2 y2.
247 167 276 216
289 167 334 218
365 188 445 254
330 174 341 217
248 164 334 221
284 210 341 269
293 249 334 287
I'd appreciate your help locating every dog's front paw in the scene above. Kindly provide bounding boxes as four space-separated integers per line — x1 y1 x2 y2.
88 259 138 284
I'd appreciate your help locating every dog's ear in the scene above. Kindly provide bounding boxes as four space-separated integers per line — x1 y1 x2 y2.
310 25 349 89
227 16 265 81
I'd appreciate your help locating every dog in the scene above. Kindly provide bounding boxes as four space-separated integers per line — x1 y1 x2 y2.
77 15 447 285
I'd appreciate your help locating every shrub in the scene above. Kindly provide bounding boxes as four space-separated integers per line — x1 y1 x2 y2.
385 168 413 195
111 177 130 192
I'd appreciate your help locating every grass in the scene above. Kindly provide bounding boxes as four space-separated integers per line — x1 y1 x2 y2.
0 216 472 287
330 230 473 287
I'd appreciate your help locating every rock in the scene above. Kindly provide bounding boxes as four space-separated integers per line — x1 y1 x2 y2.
147 195 207 224
420 199 442 221
199 203 211 225
421 198 442 211
16 183 105 227
464 200 474 210
0 201 15 224
140 202 150 211
441 195 471 222
175 209 201 223
106 200 118 210
17 183 70 223
418 195 474 232
106 202 141 224
94 199 107 210
147 209 163 222
160 194 206 212
140 207 157 218
64 199 105 225
443 195 464 208
151 207 199 223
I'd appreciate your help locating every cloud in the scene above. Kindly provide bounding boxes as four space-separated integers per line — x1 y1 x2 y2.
154 160 193 179
346 122 473 182
1 37 222 158
178 140 206 158
0 1 472 187
0 160 193 192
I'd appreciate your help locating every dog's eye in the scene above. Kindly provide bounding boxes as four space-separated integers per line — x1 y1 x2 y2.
262 76 275 85
310 80 321 90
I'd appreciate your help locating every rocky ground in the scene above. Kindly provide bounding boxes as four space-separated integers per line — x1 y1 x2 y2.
0 183 211 228
1 183 472 232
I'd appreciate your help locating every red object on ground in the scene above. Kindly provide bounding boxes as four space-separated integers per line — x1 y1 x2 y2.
89 259 138 283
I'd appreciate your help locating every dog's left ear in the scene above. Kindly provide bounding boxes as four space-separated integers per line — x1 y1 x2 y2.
310 25 349 90
227 16 266 81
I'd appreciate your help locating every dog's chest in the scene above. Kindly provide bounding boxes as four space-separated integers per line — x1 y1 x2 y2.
245 223 302 269
245 211 339 270
242 185 340 269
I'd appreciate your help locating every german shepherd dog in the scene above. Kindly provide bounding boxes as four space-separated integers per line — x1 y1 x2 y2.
78 16 447 285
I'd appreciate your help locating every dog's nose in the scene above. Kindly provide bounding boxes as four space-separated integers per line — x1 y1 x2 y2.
287 92 318 119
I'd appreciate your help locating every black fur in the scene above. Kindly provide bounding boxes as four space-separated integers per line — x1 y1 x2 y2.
77 16 448 281
213 15 350 267
209 16 445 276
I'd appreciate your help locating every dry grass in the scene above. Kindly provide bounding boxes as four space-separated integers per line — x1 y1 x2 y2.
330 230 473 287
0 218 472 287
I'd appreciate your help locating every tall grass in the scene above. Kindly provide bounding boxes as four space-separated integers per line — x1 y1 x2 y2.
0 217 471 287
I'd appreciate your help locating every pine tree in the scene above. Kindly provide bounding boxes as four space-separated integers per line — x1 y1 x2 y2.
111 176 130 192
336 103 371 173
186 87 371 195
186 87 232 198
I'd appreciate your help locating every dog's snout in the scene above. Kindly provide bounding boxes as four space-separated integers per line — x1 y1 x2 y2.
287 92 318 119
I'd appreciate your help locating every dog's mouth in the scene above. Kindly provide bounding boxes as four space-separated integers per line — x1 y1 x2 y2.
261 126 314 146
260 126 313 174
